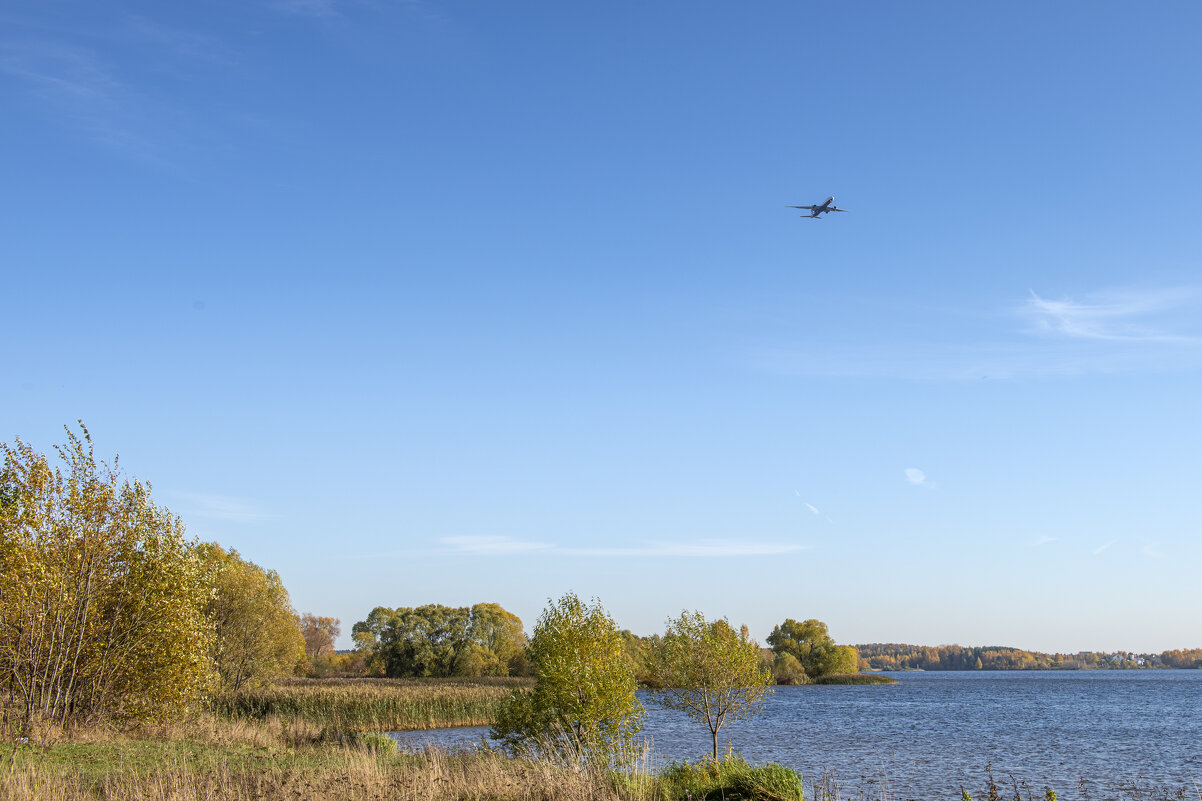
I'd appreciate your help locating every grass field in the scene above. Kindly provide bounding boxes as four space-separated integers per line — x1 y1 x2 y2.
810 673 898 685
1 718 639 801
0 713 804 801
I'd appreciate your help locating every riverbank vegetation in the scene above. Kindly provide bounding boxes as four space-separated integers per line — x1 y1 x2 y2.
491 593 644 764
1 715 805 801
0 426 310 733
214 677 529 731
811 673 897 685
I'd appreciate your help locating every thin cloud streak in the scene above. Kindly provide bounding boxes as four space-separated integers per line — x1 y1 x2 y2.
438 536 807 559
1092 539 1118 556
750 285 1202 381
440 535 554 555
271 0 341 17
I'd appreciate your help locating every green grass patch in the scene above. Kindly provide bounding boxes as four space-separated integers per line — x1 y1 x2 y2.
811 673 898 685
658 756 805 800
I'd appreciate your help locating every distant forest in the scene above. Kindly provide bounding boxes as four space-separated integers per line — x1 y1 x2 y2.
856 643 1202 671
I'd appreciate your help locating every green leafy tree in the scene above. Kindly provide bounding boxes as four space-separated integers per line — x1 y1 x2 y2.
351 602 528 678
767 618 859 680
351 604 472 677
198 543 306 691
491 593 643 765
466 602 527 676
620 629 659 686
648 611 773 762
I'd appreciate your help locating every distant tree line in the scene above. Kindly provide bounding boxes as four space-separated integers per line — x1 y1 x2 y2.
857 643 1202 670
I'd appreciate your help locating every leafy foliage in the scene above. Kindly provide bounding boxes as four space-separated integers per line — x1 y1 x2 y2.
197 543 306 691
300 614 341 660
648 611 773 761
773 652 807 685
0 424 214 728
658 755 805 801
767 619 859 681
352 602 527 678
491 593 643 765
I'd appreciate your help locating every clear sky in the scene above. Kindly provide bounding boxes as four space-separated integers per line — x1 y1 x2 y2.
4 1 1201 654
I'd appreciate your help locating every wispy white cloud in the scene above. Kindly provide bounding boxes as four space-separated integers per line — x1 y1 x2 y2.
1033 535 1057 547
438 536 806 559
1 15 254 164
0 36 176 160
269 0 431 20
573 541 808 558
165 491 276 522
905 467 934 488
1140 544 1165 559
0 40 120 101
1021 287 1201 342
270 0 341 17
749 285 1202 381
1092 539 1118 556
440 535 554 555
803 502 821 515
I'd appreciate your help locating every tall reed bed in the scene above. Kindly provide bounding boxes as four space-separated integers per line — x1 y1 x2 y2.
212 677 531 732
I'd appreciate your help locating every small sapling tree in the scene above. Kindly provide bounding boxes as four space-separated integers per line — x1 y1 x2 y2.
648 611 773 762
491 592 643 765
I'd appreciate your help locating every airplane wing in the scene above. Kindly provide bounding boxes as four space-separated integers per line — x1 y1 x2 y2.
786 205 818 210
830 208 849 212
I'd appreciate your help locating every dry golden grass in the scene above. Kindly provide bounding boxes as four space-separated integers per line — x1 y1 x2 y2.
1 678 671 801
3 739 644 801
214 676 530 731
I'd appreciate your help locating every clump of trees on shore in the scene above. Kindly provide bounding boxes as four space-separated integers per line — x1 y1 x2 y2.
491 595 779 768
345 603 863 687
351 603 530 678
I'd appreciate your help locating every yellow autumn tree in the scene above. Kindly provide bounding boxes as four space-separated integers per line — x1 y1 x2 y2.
0 424 214 731
198 543 306 691
300 614 341 660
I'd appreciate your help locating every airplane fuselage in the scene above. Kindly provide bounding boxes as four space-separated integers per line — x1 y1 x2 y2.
787 196 848 218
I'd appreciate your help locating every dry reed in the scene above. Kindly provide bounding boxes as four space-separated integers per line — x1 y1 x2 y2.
213 677 529 731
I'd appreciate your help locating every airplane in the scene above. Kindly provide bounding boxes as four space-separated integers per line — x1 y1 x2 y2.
787 197 848 218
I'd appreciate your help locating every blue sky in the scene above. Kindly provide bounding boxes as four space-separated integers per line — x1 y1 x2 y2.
4 1 1201 653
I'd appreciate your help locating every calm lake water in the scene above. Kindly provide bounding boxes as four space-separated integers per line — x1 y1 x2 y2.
390 671 1202 801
